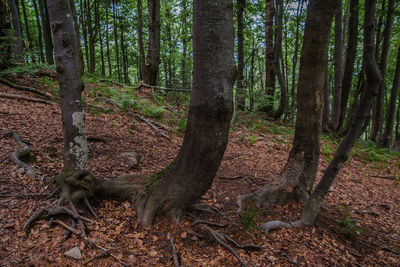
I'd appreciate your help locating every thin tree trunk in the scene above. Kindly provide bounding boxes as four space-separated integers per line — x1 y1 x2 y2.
380 44 400 147
7 0 24 61
236 0 246 110
137 0 145 80
32 0 44 63
262 0 275 113
80 0 89 72
238 0 335 208
271 0 286 120
291 1 303 117
143 0 160 85
46 0 88 172
249 35 255 112
39 0 54 65
338 0 359 132
105 0 111 76
301 0 381 224
371 0 394 142
113 0 121 82
87 0 96 73
120 24 129 84
98 3 105 76
322 66 330 129
20 0 33 62
374 0 385 62
329 0 344 131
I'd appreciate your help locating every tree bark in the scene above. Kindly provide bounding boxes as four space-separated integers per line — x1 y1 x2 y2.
236 0 245 110
7 0 24 61
322 66 330 129
238 0 335 208
120 24 129 84
380 44 400 147
137 0 145 80
32 0 45 63
46 0 88 172
329 0 344 132
370 0 394 142
180 0 189 89
69 0 84 74
262 0 275 113
301 0 381 224
39 0 54 65
87 0 96 73
0 0 12 69
143 0 160 85
338 0 359 132
98 1 105 76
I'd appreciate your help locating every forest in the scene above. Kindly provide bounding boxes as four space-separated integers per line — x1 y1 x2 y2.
0 0 400 266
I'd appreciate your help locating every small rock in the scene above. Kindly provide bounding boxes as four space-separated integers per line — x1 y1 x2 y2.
191 236 198 241
328 186 334 192
149 249 157 257
64 247 82 260
120 151 139 169
16 168 25 174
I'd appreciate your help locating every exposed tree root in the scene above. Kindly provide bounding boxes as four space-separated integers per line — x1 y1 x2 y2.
167 232 180 267
2 131 43 180
0 77 51 98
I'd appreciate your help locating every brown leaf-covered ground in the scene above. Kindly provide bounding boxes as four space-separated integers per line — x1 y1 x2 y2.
1 73 399 266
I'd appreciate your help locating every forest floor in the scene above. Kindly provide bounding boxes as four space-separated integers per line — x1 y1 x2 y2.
1 70 400 266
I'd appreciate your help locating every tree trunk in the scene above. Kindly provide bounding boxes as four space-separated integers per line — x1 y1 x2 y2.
249 35 255 112
20 0 33 62
0 0 11 69
322 66 330 129
137 0 145 81
370 0 394 142
329 0 344 132
7 0 24 61
105 0 111 76
238 0 335 208
32 0 45 63
112 0 121 82
46 0 88 173
236 0 246 110
262 0 275 113
338 0 359 132
98 2 105 76
39 0 54 65
301 0 381 224
87 0 96 73
271 0 286 120
80 0 89 72
120 24 129 84
290 0 303 117
380 44 400 147
374 0 385 62
143 0 160 85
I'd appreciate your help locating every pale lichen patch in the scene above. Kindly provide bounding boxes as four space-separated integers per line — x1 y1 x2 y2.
72 111 86 135
69 135 88 170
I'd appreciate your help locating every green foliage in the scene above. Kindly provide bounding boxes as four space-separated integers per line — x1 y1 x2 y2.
177 117 187 132
248 135 257 145
241 203 258 232
141 105 165 120
337 204 362 239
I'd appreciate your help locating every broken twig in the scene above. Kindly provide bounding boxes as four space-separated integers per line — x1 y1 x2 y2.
134 113 170 140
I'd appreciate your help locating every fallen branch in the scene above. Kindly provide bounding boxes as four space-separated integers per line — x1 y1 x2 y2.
356 210 380 217
258 220 304 233
134 113 170 140
190 219 227 228
167 232 180 267
138 82 191 93
2 131 43 180
0 77 51 98
0 93 53 104
84 248 113 265
370 175 396 181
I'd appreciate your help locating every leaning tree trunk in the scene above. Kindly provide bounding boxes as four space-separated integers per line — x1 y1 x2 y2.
380 44 400 147
46 0 88 173
370 0 394 143
7 0 24 61
132 0 235 225
338 0 359 132
143 0 160 85
329 0 344 132
238 0 335 209
301 0 382 224
0 0 11 69
236 0 246 110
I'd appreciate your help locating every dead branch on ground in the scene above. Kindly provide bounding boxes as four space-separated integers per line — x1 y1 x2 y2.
167 232 180 267
134 113 171 140
0 77 51 98
0 92 53 104
370 175 397 181
138 81 191 93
